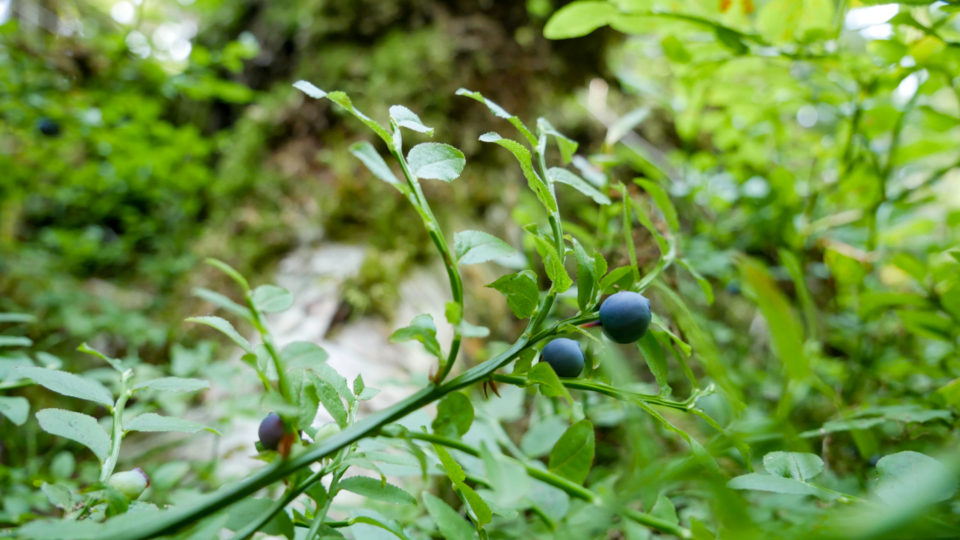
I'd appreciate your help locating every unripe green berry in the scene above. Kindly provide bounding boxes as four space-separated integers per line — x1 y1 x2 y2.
108 468 150 499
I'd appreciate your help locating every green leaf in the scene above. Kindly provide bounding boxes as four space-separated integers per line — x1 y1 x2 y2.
432 392 475 438
528 362 574 404
762 452 823 481
389 105 434 135
875 451 959 506
799 417 887 437
677 260 714 306
757 0 803 43
281 342 328 369
351 515 414 540
124 413 220 435
192 288 253 321
433 442 467 484
454 230 516 265
458 320 489 338
532 234 572 293
389 314 443 361
0 312 37 323
186 316 253 354
573 238 599 313
132 377 209 393
548 419 595 485
455 88 536 145
637 332 670 397
634 179 678 231
480 132 557 213
292 80 326 99
350 141 404 188
727 473 835 499
620 185 641 283
423 492 478 540
651 494 679 525
15 366 114 407
16 519 103 539
0 336 32 348
0 396 29 425
544 1 618 39
226 497 294 539
309 373 348 428
548 167 610 205
627 198 671 284
77 343 124 372
432 443 492 525
606 107 651 146
537 118 579 163
338 476 416 505
661 35 691 63
41 482 74 510
205 258 250 293
310 362 356 405
252 285 293 313
35 409 111 462
600 266 634 294
297 373 320 431
738 258 808 380
406 143 465 182
294 83 392 144
513 348 537 375
486 271 540 319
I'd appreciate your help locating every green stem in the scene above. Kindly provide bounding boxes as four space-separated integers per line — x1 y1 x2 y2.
389 128 464 384
100 370 132 482
246 294 293 406
227 465 333 540
306 467 345 540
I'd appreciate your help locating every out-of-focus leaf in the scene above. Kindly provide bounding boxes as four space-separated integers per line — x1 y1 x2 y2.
15 366 114 407
549 419 595 485
455 230 516 265
874 451 958 506
338 476 416 505
389 314 442 361
487 271 540 319
125 413 219 435
544 1 619 39
35 409 111 461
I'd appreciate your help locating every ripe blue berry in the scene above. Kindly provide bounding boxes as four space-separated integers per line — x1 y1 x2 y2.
37 117 61 137
599 291 652 344
259 412 284 451
541 338 584 378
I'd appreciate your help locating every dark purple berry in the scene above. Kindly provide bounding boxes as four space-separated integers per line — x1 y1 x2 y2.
259 412 284 451
599 291 652 344
541 338 584 378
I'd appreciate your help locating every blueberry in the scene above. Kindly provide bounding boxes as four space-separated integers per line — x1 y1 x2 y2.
541 338 584 378
36 117 61 137
259 412 285 451
108 468 150 499
599 291 652 344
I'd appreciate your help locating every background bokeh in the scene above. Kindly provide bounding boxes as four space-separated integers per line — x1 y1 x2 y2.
3 0 960 538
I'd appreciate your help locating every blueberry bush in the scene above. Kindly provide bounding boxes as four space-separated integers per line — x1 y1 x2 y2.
3 0 960 539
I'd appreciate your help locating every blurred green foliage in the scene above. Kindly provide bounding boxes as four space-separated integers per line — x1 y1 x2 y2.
3 0 960 538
